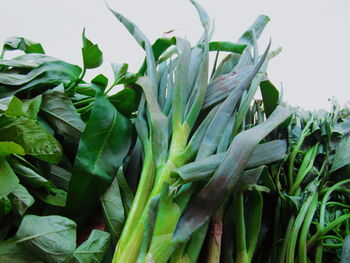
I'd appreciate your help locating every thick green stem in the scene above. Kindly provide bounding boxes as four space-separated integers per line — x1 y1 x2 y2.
113 124 191 263
206 206 224 263
234 192 250 263
112 145 155 262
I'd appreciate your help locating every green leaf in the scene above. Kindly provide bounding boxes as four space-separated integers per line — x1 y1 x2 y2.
108 88 140 117
2 36 45 55
0 196 11 217
0 157 19 197
41 91 85 143
0 117 63 163
0 60 82 98
82 29 103 69
32 184 67 207
209 41 247 54
15 215 76 263
9 156 49 188
23 95 42 120
100 176 125 244
0 141 25 156
111 63 138 86
0 238 45 263
66 75 132 223
73 230 110 263
8 184 35 216
331 135 350 172
260 79 279 118
0 96 26 117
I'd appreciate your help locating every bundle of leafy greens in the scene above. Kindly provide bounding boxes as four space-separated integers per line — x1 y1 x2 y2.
0 1 349 263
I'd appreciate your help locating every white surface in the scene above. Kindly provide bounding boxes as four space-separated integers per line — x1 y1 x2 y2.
1 0 349 110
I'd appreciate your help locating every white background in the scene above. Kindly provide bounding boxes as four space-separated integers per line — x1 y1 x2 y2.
1 0 349 110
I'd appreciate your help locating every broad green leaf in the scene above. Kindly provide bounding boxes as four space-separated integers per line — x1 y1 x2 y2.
0 96 26 117
0 238 45 263
0 157 19 197
174 106 291 242
331 135 350 172
32 184 67 207
23 95 42 120
15 215 76 263
0 53 55 69
50 165 71 191
108 88 141 117
41 91 85 143
0 117 63 163
73 230 110 263
82 29 103 69
9 156 49 188
0 141 25 156
111 63 138 86
260 79 279 118
8 184 34 216
2 36 45 55
100 176 125 244
66 75 132 223
0 60 81 98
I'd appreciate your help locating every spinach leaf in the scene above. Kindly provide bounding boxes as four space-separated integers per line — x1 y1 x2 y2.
66 75 132 223
73 230 110 263
41 91 85 143
0 117 63 163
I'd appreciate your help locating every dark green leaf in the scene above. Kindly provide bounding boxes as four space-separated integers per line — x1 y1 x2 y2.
0 157 19 197
66 75 132 222
41 91 85 143
0 196 11 217
8 184 35 216
108 88 140 117
260 79 279 118
100 176 125 244
73 230 110 263
32 183 67 207
9 156 49 188
0 238 45 263
82 29 103 69
15 215 76 263
0 117 63 163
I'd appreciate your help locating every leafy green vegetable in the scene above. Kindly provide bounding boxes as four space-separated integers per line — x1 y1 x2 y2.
0 157 19 197
73 230 110 263
66 75 132 222
82 29 103 69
